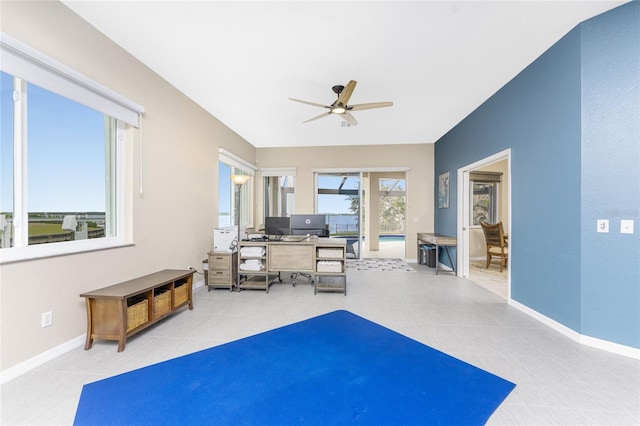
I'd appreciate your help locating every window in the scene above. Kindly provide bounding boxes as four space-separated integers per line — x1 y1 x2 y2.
316 173 360 236
263 168 295 220
470 171 502 226
0 72 14 249
0 71 120 251
379 178 405 233
218 149 255 229
0 33 143 262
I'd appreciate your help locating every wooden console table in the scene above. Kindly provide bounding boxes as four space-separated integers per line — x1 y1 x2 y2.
417 233 457 275
80 269 194 352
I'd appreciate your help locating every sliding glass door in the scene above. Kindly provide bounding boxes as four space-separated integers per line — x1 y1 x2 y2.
315 169 408 259
315 172 363 259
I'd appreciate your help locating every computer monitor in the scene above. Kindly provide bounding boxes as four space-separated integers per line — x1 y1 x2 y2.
264 216 290 236
289 214 329 237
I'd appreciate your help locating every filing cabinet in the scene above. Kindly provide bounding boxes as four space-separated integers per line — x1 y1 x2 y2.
207 251 237 291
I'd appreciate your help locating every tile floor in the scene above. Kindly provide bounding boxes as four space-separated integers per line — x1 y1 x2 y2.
1 264 639 425
468 260 509 299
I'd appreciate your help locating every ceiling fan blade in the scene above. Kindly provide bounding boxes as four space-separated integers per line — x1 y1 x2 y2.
303 111 332 123
340 111 358 126
289 98 330 109
337 80 357 105
349 101 394 111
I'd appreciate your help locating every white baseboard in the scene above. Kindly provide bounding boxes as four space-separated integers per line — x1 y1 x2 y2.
407 261 451 271
2 277 208 385
437 262 453 271
4 278 635 385
193 277 205 290
1 334 85 384
509 299 640 360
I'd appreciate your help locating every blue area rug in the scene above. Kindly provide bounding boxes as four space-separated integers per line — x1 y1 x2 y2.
74 310 515 425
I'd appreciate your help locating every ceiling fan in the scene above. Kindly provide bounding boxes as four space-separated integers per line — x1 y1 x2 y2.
289 80 393 126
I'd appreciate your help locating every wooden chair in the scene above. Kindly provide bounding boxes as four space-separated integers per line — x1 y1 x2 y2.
481 222 508 272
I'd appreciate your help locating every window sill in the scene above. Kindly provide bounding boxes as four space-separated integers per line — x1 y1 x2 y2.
0 238 133 265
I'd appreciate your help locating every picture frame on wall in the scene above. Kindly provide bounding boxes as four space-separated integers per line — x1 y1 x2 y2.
438 172 449 209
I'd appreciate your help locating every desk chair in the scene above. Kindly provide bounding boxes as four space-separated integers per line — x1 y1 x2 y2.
273 270 313 287
268 233 326 287
288 271 313 287
481 222 508 272
346 239 359 259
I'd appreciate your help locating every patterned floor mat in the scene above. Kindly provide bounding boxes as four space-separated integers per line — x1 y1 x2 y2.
346 258 416 272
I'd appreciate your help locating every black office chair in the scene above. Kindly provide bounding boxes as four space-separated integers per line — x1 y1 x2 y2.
288 271 313 287
274 270 314 287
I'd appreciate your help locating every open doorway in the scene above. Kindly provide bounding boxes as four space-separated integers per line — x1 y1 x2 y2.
457 149 511 299
365 172 406 259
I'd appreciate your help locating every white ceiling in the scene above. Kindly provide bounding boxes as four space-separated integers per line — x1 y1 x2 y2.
62 1 626 148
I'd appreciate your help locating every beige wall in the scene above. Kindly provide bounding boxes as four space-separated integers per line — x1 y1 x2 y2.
256 144 435 258
0 1 255 371
0 1 435 375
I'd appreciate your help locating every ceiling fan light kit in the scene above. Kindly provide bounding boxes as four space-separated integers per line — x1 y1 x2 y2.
289 80 393 126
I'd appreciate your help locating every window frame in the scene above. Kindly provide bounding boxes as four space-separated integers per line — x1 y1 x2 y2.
0 33 142 264
469 171 502 228
470 181 499 227
262 168 296 221
218 149 256 230
0 118 128 264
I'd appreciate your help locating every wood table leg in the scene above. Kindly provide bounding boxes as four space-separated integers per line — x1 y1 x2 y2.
84 299 93 350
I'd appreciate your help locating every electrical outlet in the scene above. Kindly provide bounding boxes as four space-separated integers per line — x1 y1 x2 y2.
597 219 609 233
41 311 52 328
621 220 634 234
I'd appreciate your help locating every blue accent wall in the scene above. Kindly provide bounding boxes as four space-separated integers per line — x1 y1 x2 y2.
580 3 640 347
434 2 639 348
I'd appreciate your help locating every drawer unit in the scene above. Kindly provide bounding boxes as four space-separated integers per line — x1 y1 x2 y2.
207 251 237 291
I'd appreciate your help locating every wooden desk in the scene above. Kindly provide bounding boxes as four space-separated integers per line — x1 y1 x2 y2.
417 233 457 275
238 238 347 294
80 269 194 352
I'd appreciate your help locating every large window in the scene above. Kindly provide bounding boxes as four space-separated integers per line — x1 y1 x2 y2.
316 173 361 236
0 33 143 262
218 149 255 229
378 178 405 233
470 171 502 226
263 168 295 220
0 71 119 251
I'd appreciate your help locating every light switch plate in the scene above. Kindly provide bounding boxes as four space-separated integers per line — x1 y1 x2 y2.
620 220 634 234
597 219 609 233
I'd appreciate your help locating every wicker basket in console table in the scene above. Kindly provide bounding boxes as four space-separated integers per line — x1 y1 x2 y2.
80 269 194 352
